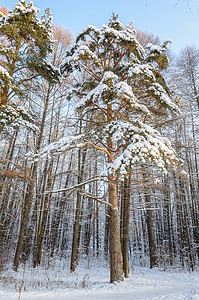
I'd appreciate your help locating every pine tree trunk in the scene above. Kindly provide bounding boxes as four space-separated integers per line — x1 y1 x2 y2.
106 108 124 282
108 178 124 283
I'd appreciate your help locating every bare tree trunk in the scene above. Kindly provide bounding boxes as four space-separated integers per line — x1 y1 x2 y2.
50 154 73 258
70 146 87 272
104 205 109 259
0 130 18 242
145 192 158 268
179 178 195 271
13 84 51 271
121 175 131 278
109 178 124 283
13 164 36 271
70 149 82 272
33 159 54 267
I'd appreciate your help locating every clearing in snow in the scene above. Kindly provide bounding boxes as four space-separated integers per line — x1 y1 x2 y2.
0 260 199 299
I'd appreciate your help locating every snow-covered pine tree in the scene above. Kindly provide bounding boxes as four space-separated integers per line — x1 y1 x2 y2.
0 0 59 133
54 14 180 283
0 0 60 272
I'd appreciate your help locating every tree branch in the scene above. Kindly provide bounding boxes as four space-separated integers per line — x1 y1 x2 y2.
44 176 107 194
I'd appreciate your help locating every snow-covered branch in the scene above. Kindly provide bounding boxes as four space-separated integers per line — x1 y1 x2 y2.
44 176 107 194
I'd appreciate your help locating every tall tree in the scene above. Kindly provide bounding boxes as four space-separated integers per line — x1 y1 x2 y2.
1 0 60 271
32 25 73 268
0 0 58 134
39 14 180 282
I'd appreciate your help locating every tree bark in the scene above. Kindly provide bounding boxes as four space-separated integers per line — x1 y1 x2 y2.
108 177 124 283
121 175 131 278
145 192 158 268
13 84 51 271
70 145 87 272
13 164 36 271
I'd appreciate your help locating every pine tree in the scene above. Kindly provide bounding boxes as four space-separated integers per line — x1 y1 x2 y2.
40 14 180 282
0 0 59 271
0 0 59 133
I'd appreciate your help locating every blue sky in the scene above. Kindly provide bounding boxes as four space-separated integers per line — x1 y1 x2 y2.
2 0 199 53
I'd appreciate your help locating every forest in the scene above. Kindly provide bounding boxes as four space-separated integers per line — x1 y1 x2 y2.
0 0 199 289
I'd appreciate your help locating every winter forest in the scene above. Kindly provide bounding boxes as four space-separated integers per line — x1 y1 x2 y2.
0 0 199 299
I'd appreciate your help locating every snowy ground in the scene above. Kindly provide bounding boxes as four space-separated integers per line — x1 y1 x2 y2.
0 259 199 300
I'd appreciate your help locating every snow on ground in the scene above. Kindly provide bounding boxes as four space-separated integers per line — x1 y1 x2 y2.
0 259 199 300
